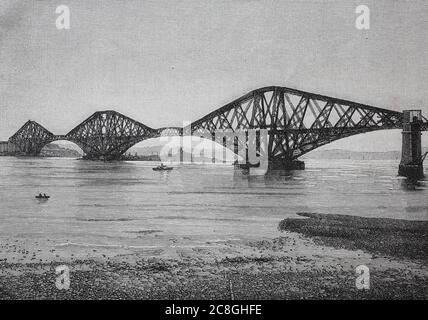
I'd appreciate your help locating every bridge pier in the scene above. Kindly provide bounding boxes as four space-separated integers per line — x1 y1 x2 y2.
398 110 424 179
268 159 305 170
0 141 17 155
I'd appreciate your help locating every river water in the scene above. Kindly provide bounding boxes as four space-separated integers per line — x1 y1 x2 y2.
0 157 427 262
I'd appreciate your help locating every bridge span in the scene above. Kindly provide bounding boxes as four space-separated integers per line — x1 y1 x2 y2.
3 86 428 178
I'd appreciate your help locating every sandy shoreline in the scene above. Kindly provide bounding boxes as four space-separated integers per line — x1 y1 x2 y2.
1 213 427 299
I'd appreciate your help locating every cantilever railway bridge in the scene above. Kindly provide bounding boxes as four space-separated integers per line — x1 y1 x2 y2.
5 86 428 171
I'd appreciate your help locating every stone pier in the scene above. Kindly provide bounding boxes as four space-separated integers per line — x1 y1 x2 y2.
398 110 424 179
0 141 17 155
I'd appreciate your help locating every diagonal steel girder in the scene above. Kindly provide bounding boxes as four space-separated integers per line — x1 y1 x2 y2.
190 86 406 161
7 86 426 160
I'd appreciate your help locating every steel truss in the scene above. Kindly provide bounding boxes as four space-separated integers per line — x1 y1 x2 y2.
8 121 56 155
8 86 427 161
191 86 407 161
65 111 158 160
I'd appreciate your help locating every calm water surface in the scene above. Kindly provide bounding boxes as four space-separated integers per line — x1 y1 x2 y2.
0 157 427 255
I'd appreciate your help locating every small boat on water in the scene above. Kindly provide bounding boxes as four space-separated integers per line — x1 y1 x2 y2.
35 194 50 199
152 163 173 171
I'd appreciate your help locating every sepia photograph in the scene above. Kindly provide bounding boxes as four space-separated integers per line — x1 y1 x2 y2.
0 0 427 310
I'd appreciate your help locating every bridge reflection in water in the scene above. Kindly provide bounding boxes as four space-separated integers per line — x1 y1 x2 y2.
4 86 428 178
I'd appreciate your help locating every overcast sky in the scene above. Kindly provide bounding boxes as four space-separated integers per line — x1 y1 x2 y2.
0 0 427 151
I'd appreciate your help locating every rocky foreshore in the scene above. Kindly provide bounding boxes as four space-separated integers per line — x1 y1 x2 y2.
1 213 427 300
1 255 426 300
278 212 428 262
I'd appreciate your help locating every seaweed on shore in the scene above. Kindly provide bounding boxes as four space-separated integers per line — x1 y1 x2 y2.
278 212 428 262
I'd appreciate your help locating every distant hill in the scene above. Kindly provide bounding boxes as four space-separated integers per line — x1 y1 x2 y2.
41 143 81 158
132 145 428 161
124 147 218 163
304 148 428 160
127 141 237 163
128 145 161 156
121 153 161 161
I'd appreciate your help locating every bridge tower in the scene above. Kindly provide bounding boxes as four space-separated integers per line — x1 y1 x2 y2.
398 110 424 179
